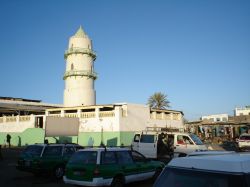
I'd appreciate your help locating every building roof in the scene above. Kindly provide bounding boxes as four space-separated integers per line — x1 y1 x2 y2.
0 97 62 115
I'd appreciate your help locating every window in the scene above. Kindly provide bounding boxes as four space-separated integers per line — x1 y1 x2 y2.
101 151 117 164
131 151 146 162
68 151 97 164
177 135 193 145
177 135 185 144
134 134 140 142
116 151 133 164
183 136 193 145
43 146 63 157
63 146 75 156
23 145 43 156
140 134 155 143
71 64 74 70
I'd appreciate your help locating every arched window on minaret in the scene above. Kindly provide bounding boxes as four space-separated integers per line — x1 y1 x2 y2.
71 64 74 70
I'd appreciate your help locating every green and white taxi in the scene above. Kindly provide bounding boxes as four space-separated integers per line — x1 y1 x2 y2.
63 147 165 186
16 143 83 179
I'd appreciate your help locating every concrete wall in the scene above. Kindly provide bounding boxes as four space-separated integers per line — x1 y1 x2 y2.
0 115 37 133
0 128 45 146
235 107 250 116
201 114 228 122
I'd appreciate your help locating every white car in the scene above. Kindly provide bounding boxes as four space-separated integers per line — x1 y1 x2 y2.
187 150 235 157
237 133 250 150
154 153 250 187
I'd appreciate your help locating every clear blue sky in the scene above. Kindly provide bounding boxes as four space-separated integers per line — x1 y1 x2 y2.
0 0 249 120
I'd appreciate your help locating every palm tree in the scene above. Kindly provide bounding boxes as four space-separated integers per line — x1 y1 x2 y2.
147 92 170 109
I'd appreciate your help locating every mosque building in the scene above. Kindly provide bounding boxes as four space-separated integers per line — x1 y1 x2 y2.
0 26 184 147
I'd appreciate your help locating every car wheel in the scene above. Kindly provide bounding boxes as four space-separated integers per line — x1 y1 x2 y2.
54 165 64 179
111 176 124 187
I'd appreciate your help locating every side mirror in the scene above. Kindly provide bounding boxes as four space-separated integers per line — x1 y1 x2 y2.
236 138 239 142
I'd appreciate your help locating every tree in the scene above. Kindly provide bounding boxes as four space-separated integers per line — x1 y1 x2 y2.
147 92 170 109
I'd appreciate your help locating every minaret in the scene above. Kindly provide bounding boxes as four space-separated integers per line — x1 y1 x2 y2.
63 26 97 107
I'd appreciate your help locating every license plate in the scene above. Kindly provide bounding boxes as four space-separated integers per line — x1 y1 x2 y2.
73 171 85 176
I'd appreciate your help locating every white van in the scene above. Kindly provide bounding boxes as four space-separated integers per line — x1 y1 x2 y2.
131 131 207 159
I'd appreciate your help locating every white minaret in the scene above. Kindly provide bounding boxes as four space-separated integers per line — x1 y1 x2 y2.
63 26 97 107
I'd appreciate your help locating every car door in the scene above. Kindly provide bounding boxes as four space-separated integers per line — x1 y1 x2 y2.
175 135 196 155
131 134 140 152
100 151 120 180
63 146 76 163
138 134 157 158
116 151 138 183
40 146 63 171
130 150 155 180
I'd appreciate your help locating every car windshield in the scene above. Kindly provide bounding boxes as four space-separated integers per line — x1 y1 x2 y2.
190 134 204 145
69 151 97 164
22 145 43 156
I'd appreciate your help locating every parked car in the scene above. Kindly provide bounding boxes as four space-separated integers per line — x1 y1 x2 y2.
16 143 83 179
237 133 250 151
153 153 250 187
63 147 165 187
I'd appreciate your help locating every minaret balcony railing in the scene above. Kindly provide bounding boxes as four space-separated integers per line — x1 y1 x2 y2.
64 47 96 60
63 70 97 80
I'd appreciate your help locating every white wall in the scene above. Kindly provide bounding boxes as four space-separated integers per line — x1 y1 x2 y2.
119 103 184 132
235 107 250 116
119 103 150 132
0 115 36 133
201 114 228 122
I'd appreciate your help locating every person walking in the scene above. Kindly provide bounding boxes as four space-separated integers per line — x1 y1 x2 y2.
6 134 11 148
